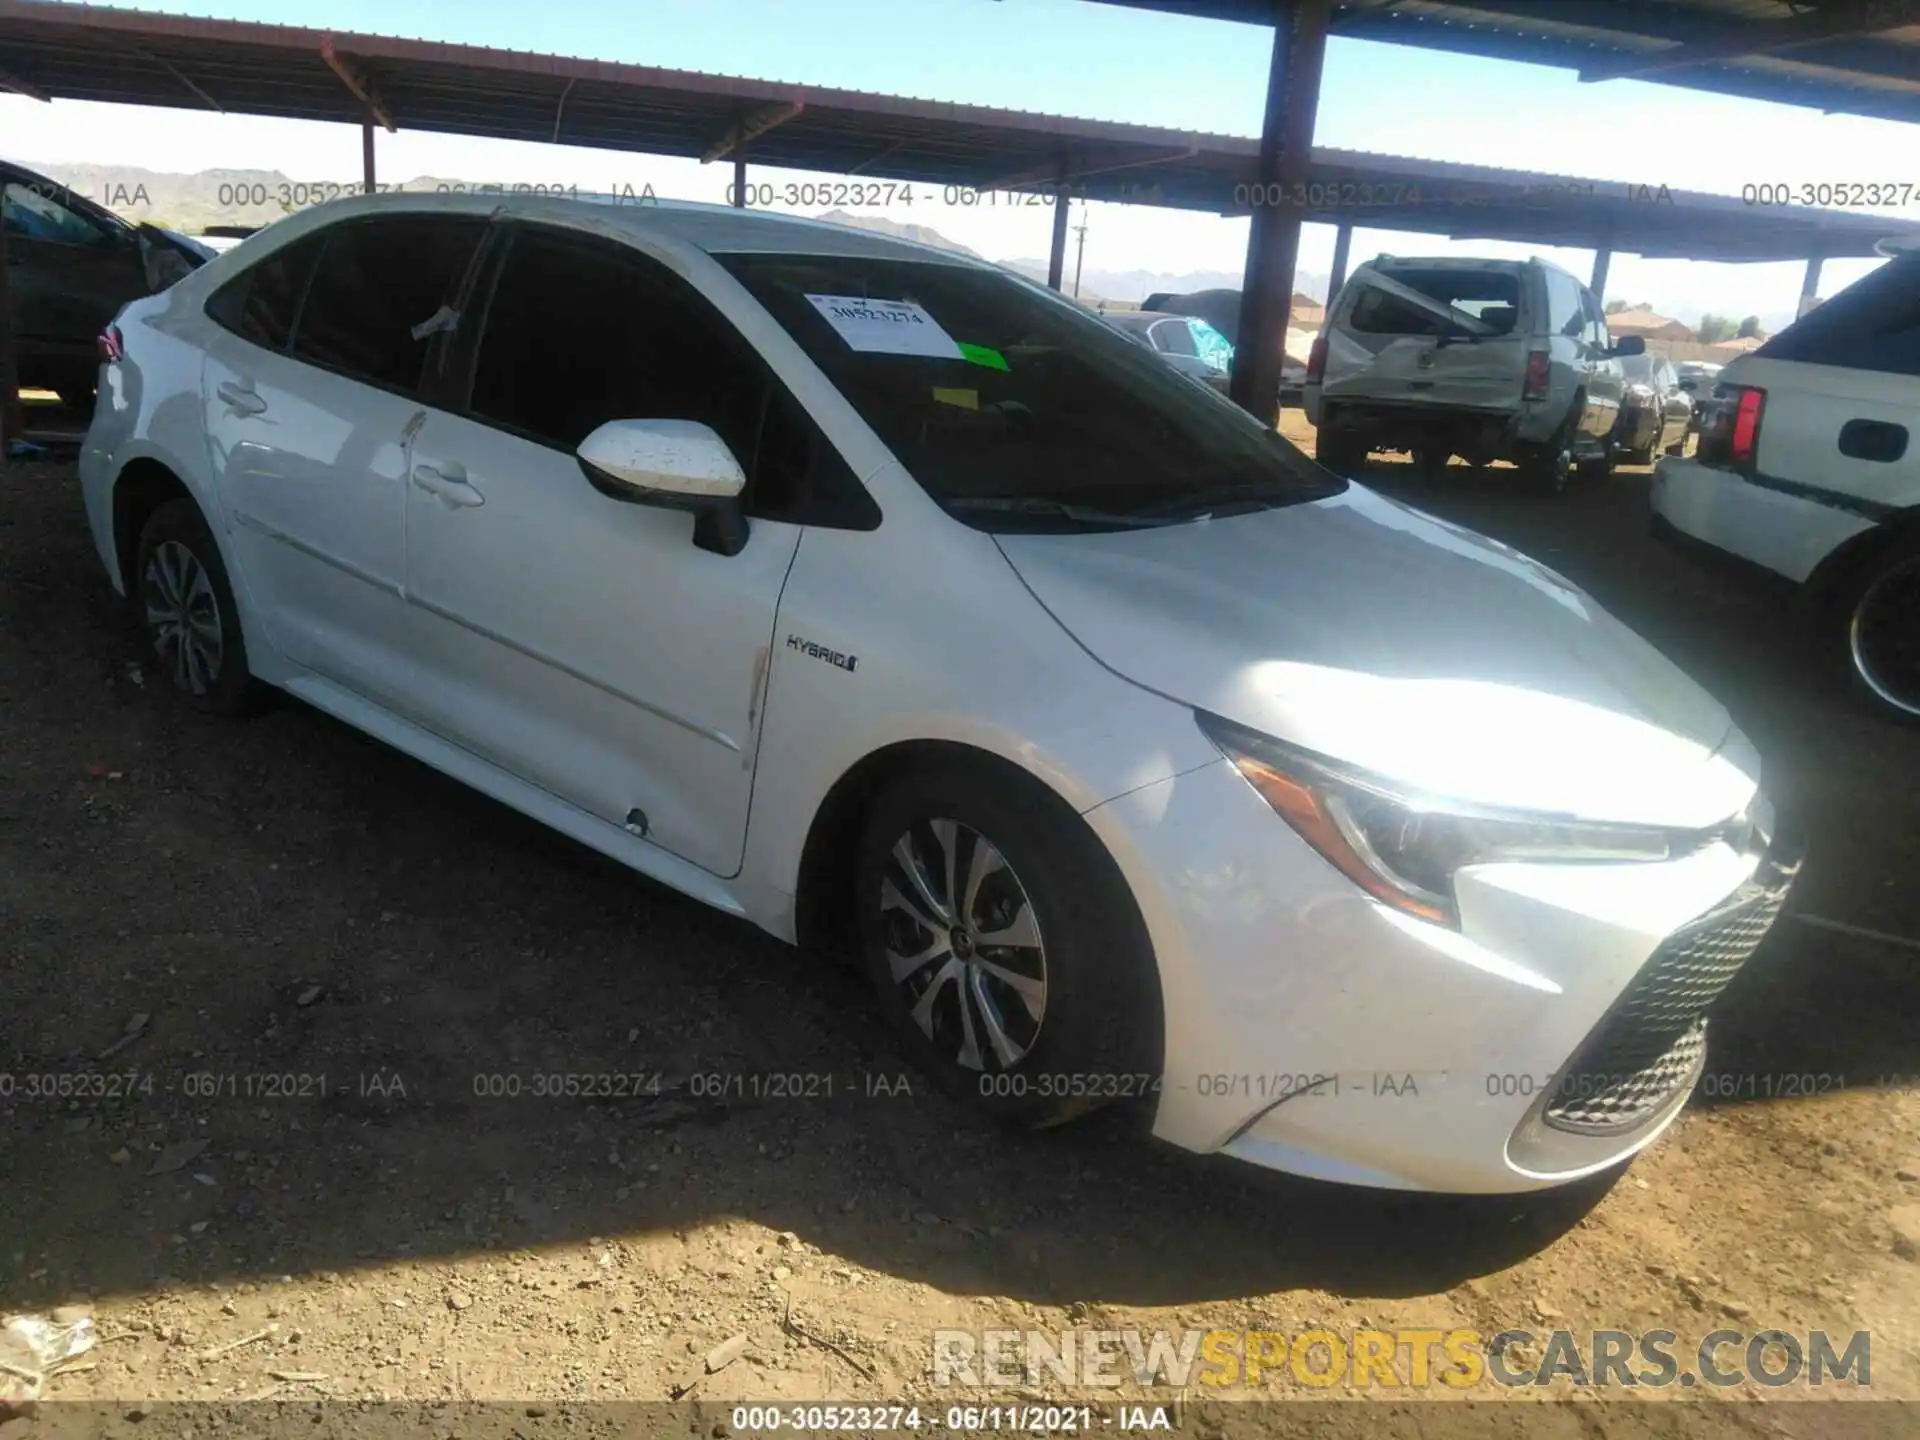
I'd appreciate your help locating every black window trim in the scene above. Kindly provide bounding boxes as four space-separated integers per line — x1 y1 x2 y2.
443 218 881 531
204 213 488 404
202 227 325 357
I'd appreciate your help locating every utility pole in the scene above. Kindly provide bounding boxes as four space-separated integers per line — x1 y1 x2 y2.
1071 207 1089 299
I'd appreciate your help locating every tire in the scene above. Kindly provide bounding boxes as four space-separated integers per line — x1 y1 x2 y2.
1412 446 1450 482
1625 443 1655 469
1577 438 1615 483
132 499 269 716
1315 430 1368 475
1518 414 1576 496
853 763 1162 1128
1835 537 1920 722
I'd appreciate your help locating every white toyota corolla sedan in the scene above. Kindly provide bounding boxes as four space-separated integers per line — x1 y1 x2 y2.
80 192 1799 1194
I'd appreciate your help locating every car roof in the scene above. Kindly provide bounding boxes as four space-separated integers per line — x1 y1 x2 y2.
243 187 1000 268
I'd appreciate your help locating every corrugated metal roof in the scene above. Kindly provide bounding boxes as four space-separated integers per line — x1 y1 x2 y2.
1 1 1916 260
1090 0 1920 125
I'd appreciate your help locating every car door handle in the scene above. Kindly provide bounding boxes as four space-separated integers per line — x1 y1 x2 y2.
215 379 267 416
411 463 485 508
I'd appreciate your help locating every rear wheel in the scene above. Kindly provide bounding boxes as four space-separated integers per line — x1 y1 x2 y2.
854 764 1161 1128
1841 540 1920 721
1518 415 1576 496
1412 446 1450 482
1315 429 1368 475
133 500 269 716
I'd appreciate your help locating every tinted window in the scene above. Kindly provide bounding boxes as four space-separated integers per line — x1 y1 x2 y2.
291 215 484 392
1544 268 1584 338
1 180 118 247
468 226 875 528
1756 252 1920 377
204 232 327 352
714 251 1343 529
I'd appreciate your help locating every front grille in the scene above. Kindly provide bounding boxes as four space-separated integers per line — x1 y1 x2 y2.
1543 875 1790 1134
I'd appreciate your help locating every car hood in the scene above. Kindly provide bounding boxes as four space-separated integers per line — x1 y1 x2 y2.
995 485 1758 828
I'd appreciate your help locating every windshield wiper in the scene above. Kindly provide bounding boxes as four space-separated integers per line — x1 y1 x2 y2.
945 496 1173 528
1131 479 1326 519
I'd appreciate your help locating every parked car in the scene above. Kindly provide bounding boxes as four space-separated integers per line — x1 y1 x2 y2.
1652 249 1920 720
82 192 1796 1193
1672 361 1723 435
1104 310 1234 395
1305 254 1644 492
1613 352 1694 466
2 161 213 404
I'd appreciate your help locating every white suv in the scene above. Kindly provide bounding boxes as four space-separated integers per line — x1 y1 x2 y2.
81 192 1796 1193
1651 250 1920 720
1306 255 1640 493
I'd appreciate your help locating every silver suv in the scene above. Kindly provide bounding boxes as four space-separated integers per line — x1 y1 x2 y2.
1304 255 1642 494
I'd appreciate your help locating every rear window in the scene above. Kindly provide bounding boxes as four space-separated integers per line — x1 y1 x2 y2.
1350 268 1522 337
204 232 327 352
1755 252 1920 377
290 215 485 394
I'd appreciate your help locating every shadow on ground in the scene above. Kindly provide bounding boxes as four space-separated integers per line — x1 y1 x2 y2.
1 454 1913 1319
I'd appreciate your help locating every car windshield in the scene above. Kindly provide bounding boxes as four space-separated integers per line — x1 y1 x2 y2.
712 252 1345 531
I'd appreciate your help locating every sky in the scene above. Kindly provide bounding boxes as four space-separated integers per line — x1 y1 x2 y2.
3 0 1913 324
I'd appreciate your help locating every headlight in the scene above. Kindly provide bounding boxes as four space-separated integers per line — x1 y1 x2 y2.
1197 712 1688 926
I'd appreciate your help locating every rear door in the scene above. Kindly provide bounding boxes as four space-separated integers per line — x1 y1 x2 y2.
1320 262 1529 412
200 212 485 701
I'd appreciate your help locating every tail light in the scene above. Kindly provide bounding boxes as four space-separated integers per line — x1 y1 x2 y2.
1698 385 1765 471
1522 350 1550 400
1729 386 1764 463
1306 335 1328 383
97 326 124 364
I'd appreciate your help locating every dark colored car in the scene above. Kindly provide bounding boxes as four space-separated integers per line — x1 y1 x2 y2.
1104 310 1236 395
2 162 213 405
1612 351 1693 466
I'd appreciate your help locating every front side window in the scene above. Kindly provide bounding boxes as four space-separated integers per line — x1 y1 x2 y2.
465 226 874 527
204 232 328 352
1 180 119 248
291 215 485 393
1581 291 1610 351
714 252 1344 531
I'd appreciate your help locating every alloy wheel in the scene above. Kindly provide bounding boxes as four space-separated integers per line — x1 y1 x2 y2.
1851 556 1920 717
142 539 225 695
878 818 1048 1071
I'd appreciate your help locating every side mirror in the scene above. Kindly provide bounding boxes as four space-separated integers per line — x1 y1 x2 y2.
1610 334 1647 357
575 419 750 557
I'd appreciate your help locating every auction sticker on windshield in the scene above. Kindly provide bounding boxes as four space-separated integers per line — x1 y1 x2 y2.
806 294 964 359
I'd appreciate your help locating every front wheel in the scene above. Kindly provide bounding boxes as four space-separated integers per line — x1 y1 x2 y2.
854 765 1162 1128
133 499 269 715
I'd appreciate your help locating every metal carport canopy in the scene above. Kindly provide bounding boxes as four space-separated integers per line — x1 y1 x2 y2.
1 0 1914 264
1087 0 1920 127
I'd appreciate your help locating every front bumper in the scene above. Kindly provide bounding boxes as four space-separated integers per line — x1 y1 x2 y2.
1084 756 1795 1193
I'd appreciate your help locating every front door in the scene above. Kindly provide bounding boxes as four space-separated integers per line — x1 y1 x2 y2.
397 224 808 878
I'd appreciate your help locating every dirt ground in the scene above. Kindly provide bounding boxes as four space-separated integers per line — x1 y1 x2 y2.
2 425 1918 1433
